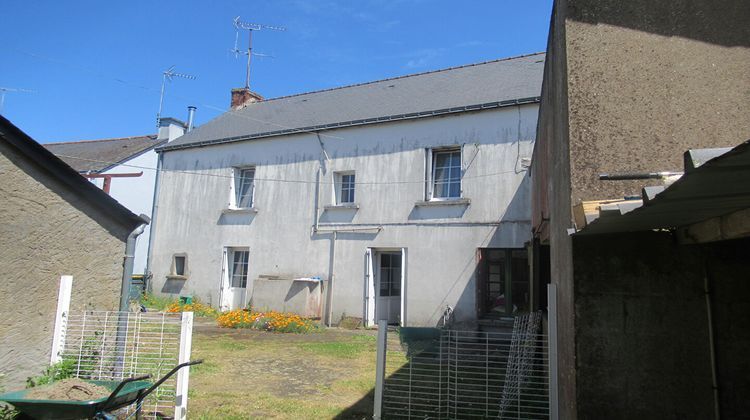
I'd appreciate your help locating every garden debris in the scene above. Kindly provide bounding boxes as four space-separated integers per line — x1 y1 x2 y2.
26 378 110 401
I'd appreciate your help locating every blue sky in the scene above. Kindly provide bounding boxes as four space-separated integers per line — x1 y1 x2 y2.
1 0 552 142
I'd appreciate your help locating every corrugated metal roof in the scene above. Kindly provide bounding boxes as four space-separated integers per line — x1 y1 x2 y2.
577 139 750 235
44 135 162 173
160 52 546 152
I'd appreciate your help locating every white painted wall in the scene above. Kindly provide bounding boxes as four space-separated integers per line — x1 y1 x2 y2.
149 105 537 326
100 149 159 274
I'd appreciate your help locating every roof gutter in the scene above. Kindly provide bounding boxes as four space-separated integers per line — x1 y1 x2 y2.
157 96 541 153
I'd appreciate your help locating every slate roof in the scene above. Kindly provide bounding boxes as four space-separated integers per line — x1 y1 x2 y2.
0 115 147 230
160 52 546 152
44 135 163 173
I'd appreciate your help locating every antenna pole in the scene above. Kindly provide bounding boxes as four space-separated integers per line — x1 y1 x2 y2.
246 29 253 89
0 87 35 113
155 66 196 128
157 72 167 128
232 16 284 91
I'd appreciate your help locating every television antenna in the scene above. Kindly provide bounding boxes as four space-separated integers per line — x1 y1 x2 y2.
156 66 196 128
0 87 35 113
232 16 285 90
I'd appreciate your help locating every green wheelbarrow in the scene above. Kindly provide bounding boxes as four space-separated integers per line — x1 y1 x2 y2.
0 360 202 420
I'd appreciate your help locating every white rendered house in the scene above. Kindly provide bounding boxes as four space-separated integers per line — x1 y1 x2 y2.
149 53 544 327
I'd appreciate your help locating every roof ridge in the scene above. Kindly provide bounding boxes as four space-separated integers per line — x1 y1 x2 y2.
45 134 157 145
258 52 545 104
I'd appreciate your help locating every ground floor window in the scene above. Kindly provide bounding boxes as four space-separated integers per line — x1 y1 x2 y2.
230 249 249 288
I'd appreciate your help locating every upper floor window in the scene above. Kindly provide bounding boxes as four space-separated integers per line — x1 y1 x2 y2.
430 148 461 200
335 171 356 204
232 167 255 208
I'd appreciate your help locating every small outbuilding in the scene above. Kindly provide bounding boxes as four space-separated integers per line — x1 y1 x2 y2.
0 116 147 388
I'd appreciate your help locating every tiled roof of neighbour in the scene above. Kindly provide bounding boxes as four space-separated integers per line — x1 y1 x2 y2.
44 135 163 173
160 52 546 152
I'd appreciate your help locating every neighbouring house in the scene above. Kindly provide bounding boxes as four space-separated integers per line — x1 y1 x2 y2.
530 0 750 417
45 115 191 276
0 115 147 388
149 53 545 327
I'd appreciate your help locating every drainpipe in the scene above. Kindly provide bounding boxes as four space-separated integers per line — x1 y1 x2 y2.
120 216 150 311
703 259 721 420
115 215 150 377
326 231 337 327
144 152 164 293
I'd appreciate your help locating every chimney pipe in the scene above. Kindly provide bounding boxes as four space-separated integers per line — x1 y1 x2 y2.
187 106 197 132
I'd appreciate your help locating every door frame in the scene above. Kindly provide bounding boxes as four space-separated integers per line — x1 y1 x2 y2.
364 247 406 327
219 246 249 311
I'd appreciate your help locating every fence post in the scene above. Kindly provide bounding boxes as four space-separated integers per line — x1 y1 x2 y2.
50 275 73 365
174 311 194 420
548 284 559 420
373 320 388 420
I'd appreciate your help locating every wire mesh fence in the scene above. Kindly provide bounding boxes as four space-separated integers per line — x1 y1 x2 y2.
383 319 548 419
59 311 184 418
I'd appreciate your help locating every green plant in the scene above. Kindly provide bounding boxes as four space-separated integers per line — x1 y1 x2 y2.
25 359 76 388
141 292 178 311
0 404 18 420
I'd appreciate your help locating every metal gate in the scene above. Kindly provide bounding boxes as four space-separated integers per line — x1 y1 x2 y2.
52 310 193 419
379 315 548 419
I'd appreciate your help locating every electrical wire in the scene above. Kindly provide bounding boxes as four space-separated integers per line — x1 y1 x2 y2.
55 153 525 186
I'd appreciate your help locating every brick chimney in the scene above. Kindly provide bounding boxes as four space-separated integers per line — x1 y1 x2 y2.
231 88 263 110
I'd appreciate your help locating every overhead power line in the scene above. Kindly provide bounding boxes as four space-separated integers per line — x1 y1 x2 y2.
54 153 525 186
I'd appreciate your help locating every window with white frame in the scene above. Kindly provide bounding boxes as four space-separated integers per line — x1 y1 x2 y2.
229 249 249 288
334 171 356 204
232 167 255 208
429 148 462 199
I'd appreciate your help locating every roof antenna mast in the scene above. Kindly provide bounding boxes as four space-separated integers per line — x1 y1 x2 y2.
0 87 35 114
157 66 196 128
232 16 285 90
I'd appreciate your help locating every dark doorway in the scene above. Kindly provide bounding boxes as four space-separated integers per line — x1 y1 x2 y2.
477 248 529 318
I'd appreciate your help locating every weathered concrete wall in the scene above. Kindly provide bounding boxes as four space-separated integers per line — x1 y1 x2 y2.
0 142 127 389
532 0 578 416
573 231 715 418
704 237 750 418
251 279 323 317
564 0 750 204
532 1 750 416
150 106 537 326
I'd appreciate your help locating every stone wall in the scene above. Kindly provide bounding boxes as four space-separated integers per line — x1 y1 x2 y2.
0 141 129 389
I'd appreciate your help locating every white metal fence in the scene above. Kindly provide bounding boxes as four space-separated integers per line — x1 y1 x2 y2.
52 310 193 419
376 314 549 419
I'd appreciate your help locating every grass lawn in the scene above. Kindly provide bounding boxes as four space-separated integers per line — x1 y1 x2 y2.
187 321 405 419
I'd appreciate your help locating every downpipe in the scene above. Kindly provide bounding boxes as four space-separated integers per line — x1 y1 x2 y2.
115 215 150 377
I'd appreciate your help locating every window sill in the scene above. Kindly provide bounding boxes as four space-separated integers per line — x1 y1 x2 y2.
223 207 259 214
166 275 188 281
414 198 471 207
323 203 360 210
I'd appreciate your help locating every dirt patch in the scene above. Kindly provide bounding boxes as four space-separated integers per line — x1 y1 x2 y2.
26 378 110 401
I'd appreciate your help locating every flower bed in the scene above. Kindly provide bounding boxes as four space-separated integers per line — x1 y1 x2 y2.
166 301 218 318
217 309 317 333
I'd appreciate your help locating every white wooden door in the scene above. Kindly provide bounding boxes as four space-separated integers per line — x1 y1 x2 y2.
219 249 230 311
364 248 375 327
221 248 249 311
